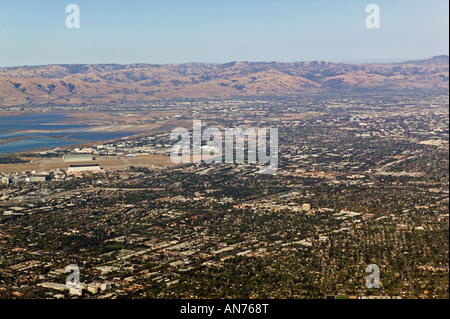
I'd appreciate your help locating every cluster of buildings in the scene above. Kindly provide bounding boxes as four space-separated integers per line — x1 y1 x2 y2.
37 281 112 297
2 174 49 185
0 93 448 299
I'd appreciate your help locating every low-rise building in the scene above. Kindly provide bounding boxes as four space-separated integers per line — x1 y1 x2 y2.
63 154 94 162
68 164 102 173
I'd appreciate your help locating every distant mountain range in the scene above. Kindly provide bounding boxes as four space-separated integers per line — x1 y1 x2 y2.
0 55 448 107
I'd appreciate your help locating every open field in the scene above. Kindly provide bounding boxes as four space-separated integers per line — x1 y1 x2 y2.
0 154 175 173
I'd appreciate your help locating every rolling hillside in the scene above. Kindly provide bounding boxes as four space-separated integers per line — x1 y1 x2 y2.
0 56 448 106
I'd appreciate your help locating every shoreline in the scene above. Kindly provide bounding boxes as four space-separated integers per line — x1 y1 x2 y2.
0 131 143 157
0 111 183 156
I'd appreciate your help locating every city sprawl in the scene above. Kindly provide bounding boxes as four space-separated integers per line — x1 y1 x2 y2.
0 91 448 299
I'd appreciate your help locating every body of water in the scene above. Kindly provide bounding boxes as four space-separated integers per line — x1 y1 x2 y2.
0 113 134 155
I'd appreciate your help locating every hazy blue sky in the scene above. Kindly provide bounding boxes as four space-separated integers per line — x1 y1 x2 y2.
0 0 448 67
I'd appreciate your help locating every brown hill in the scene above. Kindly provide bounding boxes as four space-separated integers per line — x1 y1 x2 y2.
0 56 448 107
